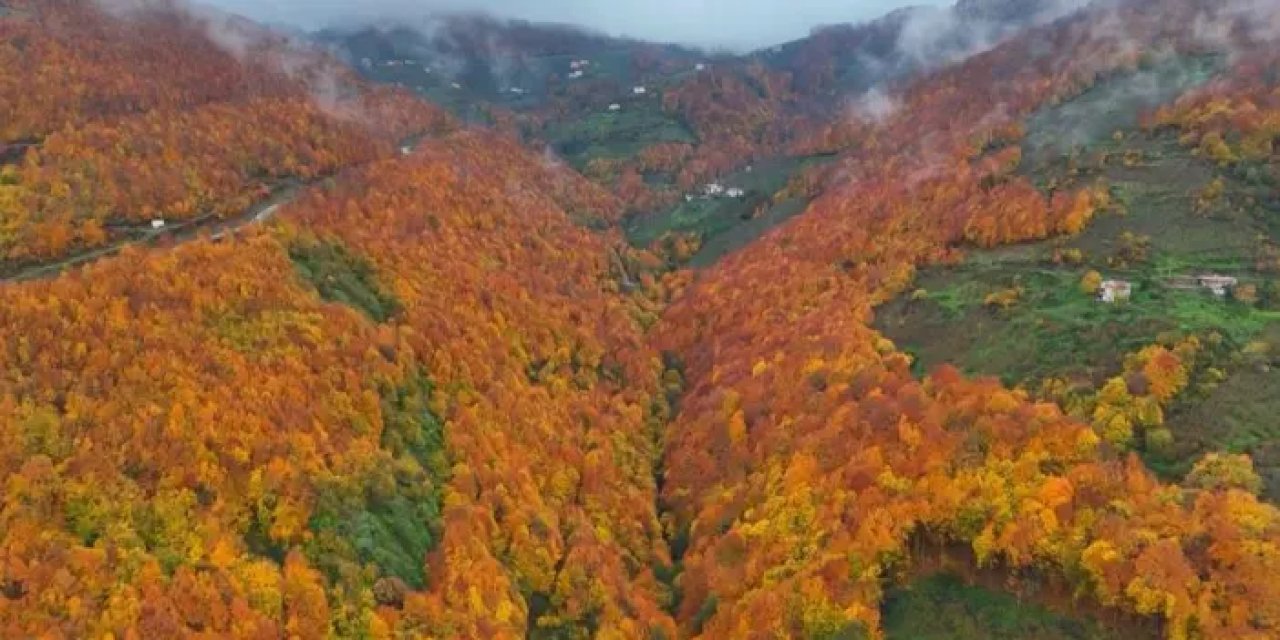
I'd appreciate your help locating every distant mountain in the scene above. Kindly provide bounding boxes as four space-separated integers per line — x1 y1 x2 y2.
316 14 708 110
320 0 1096 121
756 0 1092 97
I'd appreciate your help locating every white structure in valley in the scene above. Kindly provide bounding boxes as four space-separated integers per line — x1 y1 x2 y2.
1098 280 1133 303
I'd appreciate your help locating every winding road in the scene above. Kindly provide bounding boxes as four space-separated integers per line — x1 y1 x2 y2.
0 133 432 285
0 181 307 285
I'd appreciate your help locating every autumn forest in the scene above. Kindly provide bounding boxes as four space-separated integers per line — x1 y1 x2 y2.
2 0 1280 638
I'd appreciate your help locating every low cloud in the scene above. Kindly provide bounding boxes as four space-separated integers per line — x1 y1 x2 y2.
200 0 947 51
848 87 900 123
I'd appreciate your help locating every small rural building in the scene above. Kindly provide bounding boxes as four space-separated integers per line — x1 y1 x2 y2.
450 82 462 89
1098 279 1132 303
726 187 746 198
695 63 706 71
568 70 584 79
400 146 412 156
702 182 725 197
633 86 647 95
1197 275 1239 297
151 219 166 230
608 103 621 111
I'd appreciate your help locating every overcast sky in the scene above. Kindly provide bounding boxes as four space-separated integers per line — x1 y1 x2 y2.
201 0 948 50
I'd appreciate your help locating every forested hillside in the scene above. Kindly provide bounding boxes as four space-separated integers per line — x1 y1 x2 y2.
2 0 1280 638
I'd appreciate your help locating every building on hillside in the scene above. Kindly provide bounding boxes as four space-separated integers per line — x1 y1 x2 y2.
608 103 621 111
1098 279 1132 303
702 182 725 197
568 70 584 79
726 187 746 198
1197 274 1239 297
151 219 166 230
400 146 412 156
695 63 706 71
633 86 647 95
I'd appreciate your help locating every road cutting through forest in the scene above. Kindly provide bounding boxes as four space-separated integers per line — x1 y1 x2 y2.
0 180 305 284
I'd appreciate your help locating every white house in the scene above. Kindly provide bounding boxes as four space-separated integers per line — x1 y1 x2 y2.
450 82 462 89
633 86 647 95
1198 275 1239 297
400 146 412 156
1099 280 1132 303
702 183 726 197
608 103 621 111
726 187 746 198
695 63 706 71
568 70 584 80
509 87 526 95
151 219 166 230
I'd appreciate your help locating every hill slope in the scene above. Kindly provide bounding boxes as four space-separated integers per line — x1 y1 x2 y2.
2 0 1280 639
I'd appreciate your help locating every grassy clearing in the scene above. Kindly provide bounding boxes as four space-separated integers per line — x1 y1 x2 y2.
879 132 1278 384
289 239 403 323
1022 54 1222 167
878 56 1280 496
544 107 695 170
882 574 1129 640
625 155 833 264
1158 324 1280 498
878 264 1272 386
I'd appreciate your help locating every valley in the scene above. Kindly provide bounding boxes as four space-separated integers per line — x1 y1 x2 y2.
2 0 1280 638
